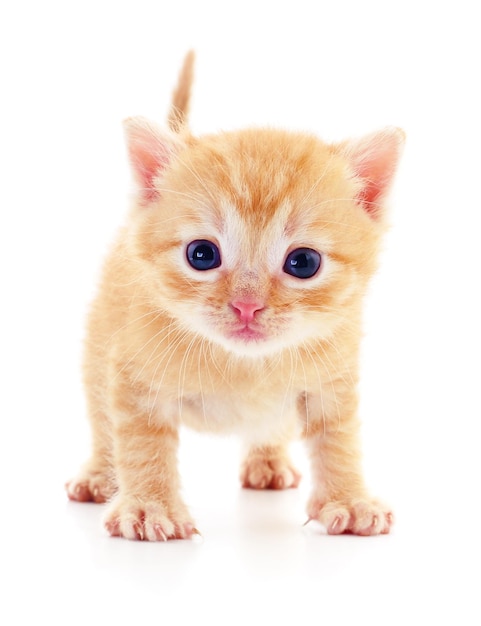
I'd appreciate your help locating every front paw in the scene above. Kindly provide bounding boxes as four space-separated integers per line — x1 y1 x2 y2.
307 497 393 536
104 496 196 541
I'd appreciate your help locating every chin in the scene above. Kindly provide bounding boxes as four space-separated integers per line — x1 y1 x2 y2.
226 343 284 359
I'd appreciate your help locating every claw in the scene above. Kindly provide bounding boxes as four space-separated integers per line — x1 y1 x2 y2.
190 527 204 542
105 519 121 537
133 521 144 540
153 524 168 541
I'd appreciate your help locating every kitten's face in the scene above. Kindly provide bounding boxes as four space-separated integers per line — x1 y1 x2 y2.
131 128 385 358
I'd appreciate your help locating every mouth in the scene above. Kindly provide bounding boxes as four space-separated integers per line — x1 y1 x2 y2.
229 324 266 342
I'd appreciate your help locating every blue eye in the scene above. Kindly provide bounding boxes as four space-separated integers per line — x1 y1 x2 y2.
283 248 321 279
186 240 221 271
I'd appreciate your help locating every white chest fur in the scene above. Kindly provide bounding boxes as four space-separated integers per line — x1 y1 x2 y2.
166 388 300 446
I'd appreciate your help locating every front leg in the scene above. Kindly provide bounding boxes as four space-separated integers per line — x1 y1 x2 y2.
104 390 195 541
304 394 393 536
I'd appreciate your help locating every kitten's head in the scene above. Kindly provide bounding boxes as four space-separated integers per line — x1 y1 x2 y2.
124 118 403 357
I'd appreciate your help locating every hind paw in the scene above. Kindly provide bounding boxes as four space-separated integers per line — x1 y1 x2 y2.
241 450 301 490
66 469 116 504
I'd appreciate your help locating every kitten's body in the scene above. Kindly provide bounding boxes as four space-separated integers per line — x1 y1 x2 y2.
67 53 404 540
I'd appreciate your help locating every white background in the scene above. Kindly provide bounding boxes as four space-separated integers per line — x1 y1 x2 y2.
1 1 480 624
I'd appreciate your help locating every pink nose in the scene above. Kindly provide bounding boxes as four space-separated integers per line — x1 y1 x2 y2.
231 299 265 323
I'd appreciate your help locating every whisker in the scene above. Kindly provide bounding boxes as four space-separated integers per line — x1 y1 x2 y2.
177 332 201 420
300 341 327 437
170 152 221 209
314 342 343 435
197 337 209 427
278 346 297 423
146 324 192 424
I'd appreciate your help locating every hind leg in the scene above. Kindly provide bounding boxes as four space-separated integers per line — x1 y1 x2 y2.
66 379 116 503
66 417 117 503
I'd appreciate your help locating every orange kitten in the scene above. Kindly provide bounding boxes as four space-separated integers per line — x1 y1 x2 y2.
66 52 404 540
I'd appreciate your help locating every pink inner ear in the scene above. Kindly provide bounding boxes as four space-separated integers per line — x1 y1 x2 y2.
129 147 168 202
344 128 405 218
124 117 180 202
356 158 391 214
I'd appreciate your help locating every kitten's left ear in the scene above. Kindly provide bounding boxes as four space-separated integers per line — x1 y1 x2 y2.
337 127 405 219
124 116 187 203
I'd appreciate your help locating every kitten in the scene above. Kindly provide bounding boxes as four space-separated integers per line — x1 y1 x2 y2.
66 51 404 540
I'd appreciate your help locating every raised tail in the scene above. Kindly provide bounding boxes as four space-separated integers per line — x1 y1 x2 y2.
168 50 195 133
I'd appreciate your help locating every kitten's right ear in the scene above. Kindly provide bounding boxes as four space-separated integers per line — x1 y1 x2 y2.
124 116 186 203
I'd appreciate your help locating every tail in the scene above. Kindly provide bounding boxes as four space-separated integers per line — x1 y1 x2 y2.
168 50 195 133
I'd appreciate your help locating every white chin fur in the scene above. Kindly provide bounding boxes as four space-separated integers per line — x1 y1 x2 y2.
212 334 291 359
